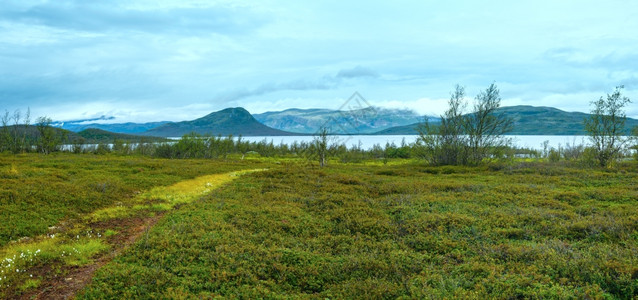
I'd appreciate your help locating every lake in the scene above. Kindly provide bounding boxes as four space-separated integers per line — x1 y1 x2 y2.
236 135 592 150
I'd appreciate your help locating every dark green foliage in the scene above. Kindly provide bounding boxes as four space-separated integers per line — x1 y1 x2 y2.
36 116 65 154
313 127 329 167
585 86 635 167
146 132 408 164
76 128 166 144
80 161 638 299
417 85 467 165
464 83 513 164
0 115 163 155
0 154 265 247
417 84 512 165
94 143 111 155
383 140 411 159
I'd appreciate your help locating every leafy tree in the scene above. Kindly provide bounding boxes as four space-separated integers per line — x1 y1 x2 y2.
417 83 512 166
464 83 513 165
220 134 234 159
313 127 329 167
36 116 63 154
12 109 21 153
72 137 86 154
175 133 206 158
94 143 111 155
236 135 250 159
0 111 10 152
584 86 634 167
135 138 154 156
23 108 31 152
417 85 467 165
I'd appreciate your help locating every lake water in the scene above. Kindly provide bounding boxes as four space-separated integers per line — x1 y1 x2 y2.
237 135 592 150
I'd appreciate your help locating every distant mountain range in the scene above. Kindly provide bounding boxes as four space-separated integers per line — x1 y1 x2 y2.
55 106 426 137
253 107 424 134
2 126 166 144
142 107 295 137
52 105 638 137
53 120 170 134
374 105 638 135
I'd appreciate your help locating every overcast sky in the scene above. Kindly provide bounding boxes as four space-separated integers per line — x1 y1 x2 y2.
1 0 637 123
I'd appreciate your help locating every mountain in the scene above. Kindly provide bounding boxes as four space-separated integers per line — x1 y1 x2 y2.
142 107 297 137
253 107 424 134
54 121 170 134
1 125 80 144
373 123 422 135
76 129 166 143
0 126 162 144
373 105 638 135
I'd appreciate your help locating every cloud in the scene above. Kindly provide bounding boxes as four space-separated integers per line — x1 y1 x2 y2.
214 77 340 103
374 97 449 116
1 1 638 123
0 67 166 107
212 67 383 106
0 1 266 36
336 66 379 79
544 46 638 72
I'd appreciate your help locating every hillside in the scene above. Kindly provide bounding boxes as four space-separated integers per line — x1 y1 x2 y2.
0 126 165 144
143 107 297 137
0 125 81 144
254 107 423 134
76 129 167 143
56 121 169 134
374 105 638 135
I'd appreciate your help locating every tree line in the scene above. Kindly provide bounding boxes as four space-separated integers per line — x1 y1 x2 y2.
416 84 637 167
2 84 637 167
0 109 65 154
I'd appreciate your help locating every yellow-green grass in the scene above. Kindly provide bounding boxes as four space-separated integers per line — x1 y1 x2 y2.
1 167 262 297
0 153 269 297
0 236 109 292
0 153 267 246
89 169 266 221
80 162 638 299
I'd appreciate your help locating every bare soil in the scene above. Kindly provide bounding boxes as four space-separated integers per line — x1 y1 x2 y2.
22 213 166 300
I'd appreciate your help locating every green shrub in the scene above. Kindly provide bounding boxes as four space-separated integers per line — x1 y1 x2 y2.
79 162 638 299
548 148 561 162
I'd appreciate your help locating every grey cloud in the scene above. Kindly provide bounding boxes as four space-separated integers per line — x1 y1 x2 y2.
596 52 638 71
544 47 578 62
619 76 638 89
0 2 266 36
336 66 379 79
544 47 638 71
0 68 167 108
215 77 339 103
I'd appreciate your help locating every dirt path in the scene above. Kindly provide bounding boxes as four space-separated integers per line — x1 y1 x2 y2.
16 169 264 300
24 214 165 300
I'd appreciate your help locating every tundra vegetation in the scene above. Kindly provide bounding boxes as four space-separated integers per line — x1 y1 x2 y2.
1 154 636 299
585 85 636 167
0 86 637 298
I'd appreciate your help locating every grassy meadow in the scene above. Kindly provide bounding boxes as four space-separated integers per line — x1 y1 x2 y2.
1 153 637 298
0 153 268 298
